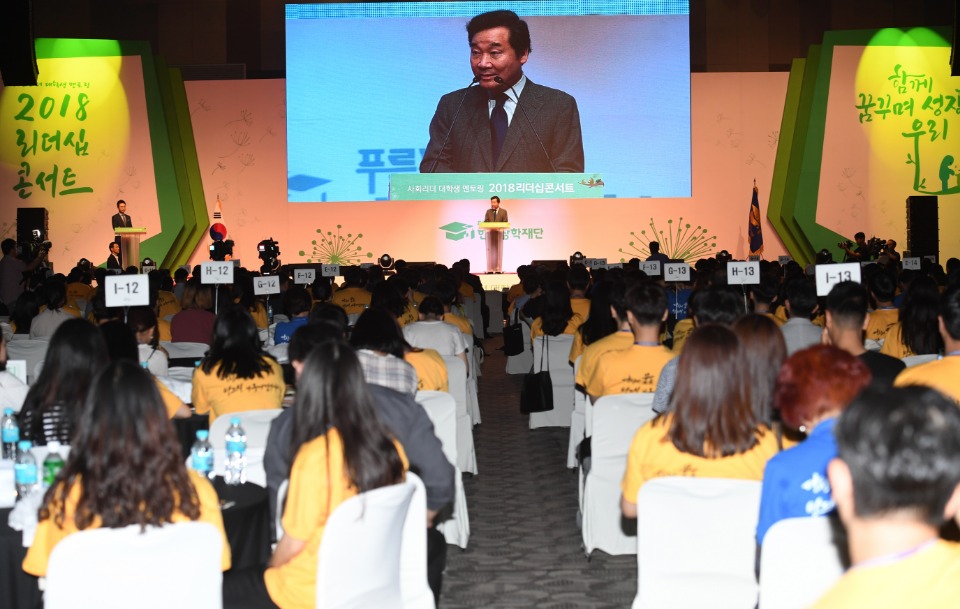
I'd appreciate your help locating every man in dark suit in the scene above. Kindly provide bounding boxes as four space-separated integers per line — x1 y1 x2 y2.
483 195 508 223
106 242 122 270
111 200 132 230
420 10 584 174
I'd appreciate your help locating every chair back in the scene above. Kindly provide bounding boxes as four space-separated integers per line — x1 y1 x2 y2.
441 355 476 475
5 338 49 384
581 393 656 556
758 516 848 609
530 334 576 429
505 315 533 375
414 391 458 466
316 480 415 609
902 353 938 367
207 409 284 487
634 477 762 609
401 472 436 609
45 522 223 609
160 341 209 361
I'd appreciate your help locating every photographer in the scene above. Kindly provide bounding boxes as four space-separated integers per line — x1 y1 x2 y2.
839 232 868 262
0 238 48 312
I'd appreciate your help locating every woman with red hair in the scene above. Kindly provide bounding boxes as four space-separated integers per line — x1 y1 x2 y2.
756 345 872 545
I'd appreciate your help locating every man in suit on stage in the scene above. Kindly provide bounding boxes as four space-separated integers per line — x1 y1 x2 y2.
483 195 508 223
420 10 584 174
106 242 122 270
111 200 132 230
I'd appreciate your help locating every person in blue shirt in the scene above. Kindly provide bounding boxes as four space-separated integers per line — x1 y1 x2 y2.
756 345 872 545
273 286 311 345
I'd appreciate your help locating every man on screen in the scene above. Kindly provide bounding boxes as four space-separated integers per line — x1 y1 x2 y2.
420 10 584 174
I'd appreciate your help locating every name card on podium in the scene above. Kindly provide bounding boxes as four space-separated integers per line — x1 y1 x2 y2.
389 173 604 200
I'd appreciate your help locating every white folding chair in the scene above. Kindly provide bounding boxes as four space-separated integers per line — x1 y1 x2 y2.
633 477 763 609
902 353 938 367
5 338 49 385
159 340 208 361
401 472 437 609
415 391 471 549
580 393 656 556
484 290 503 335
758 516 848 609
441 356 477 475
316 480 415 609
567 355 585 469
505 317 533 375
206 409 284 487
45 522 224 609
529 334 575 429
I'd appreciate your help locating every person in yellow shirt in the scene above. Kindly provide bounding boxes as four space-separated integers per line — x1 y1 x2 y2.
405 347 449 392
23 360 232 577
585 282 673 402
809 386 960 609
330 267 371 316
879 275 942 360
192 306 285 423
223 340 408 609
572 282 632 386
895 285 960 402
621 325 779 517
865 270 899 344
530 281 583 340
568 264 591 323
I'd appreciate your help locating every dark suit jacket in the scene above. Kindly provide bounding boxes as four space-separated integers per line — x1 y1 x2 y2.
483 208 508 222
111 213 132 229
106 254 122 270
420 79 584 173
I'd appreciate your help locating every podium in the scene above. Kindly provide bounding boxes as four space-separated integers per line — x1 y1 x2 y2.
479 221 510 273
114 227 147 270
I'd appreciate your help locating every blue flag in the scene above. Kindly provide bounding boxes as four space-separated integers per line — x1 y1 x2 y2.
749 185 764 256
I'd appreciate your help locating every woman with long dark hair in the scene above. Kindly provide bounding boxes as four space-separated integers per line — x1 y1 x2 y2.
192 305 284 423
18 318 108 446
733 314 787 428
127 306 169 376
22 360 230 577
569 281 619 363
530 280 577 339
223 340 407 609
350 308 418 395
880 274 943 359
621 325 779 517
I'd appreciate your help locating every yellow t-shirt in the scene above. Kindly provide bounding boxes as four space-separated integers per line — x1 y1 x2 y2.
506 283 524 303
398 301 418 328
443 312 473 337
23 470 231 576
191 358 285 423
530 314 583 340
330 286 371 316
866 307 899 343
249 301 269 330
570 297 591 323
621 414 778 505
157 290 182 320
585 344 674 398
157 318 172 342
264 430 407 609
65 282 94 310
574 330 634 388
405 349 448 392
458 282 475 299
894 357 960 403
878 323 916 359
156 378 186 418
809 540 960 609
760 312 785 327
671 318 695 354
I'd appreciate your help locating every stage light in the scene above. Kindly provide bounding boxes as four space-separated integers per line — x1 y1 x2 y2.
141 257 157 274
378 253 394 270
210 239 234 261
570 251 585 265
257 238 281 275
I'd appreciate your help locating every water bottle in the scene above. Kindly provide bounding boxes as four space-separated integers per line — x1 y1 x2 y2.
14 440 39 499
43 441 65 489
1 409 19 460
190 430 215 480
224 417 247 486
267 301 274 325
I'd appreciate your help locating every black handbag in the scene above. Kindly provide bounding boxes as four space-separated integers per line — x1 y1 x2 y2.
520 336 554 414
503 310 525 356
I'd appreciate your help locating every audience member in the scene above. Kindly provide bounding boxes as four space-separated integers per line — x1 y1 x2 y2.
22 360 231 577
756 345 871 545
192 305 285 423
403 296 469 372
880 274 943 359
350 309 418 395
330 266 371 316
171 283 216 344
865 269 899 344
127 306 169 376
530 280 579 340
620 325 779 517
895 284 960 401
780 279 821 355
568 281 619 365
29 280 72 338
732 314 786 428
809 386 960 608
274 286 311 345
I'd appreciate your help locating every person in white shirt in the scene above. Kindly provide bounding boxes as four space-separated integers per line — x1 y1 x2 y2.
402 296 469 373
780 278 822 355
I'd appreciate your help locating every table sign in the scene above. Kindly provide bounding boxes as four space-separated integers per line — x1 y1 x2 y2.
778 255 793 265
640 261 661 276
253 276 280 295
360 263 375 269
321 264 340 278
747 255 761 262
200 261 234 285
583 258 607 268
105 274 149 307
726 261 760 285
663 263 691 282
901 257 921 270
815 263 861 296
924 255 937 264
598 263 623 270
860 260 876 267
293 268 316 284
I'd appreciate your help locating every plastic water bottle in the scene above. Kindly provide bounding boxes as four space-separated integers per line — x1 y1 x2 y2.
267 301 274 325
190 430 215 480
14 440 39 499
43 441 65 489
224 417 247 486
1 409 19 460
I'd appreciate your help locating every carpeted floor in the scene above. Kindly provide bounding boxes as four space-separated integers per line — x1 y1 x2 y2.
441 336 636 609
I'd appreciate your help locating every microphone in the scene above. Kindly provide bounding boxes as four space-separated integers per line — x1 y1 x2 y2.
424 76 479 173
494 76 558 172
